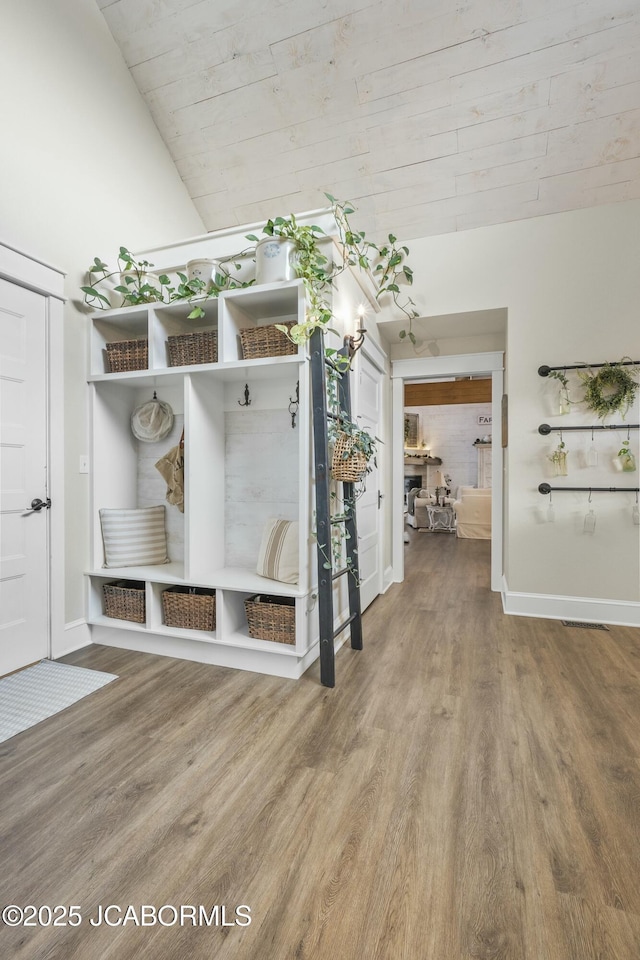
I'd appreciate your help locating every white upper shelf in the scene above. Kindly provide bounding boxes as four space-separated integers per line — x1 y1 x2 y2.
88 279 307 377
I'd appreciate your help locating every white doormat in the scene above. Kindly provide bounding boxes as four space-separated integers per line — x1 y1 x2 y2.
0 659 118 744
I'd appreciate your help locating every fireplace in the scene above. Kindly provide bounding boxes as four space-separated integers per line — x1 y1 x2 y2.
404 475 423 495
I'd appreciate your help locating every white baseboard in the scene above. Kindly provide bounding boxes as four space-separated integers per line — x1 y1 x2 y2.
501 578 640 627
54 619 91 658
382 565 394 594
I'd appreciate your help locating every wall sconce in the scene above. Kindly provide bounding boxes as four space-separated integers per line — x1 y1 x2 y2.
346 303 367 356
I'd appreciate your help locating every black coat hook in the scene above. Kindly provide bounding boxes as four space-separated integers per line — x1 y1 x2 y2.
238 383 251 407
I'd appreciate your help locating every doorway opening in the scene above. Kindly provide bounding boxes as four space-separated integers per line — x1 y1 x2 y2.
391 351 504 592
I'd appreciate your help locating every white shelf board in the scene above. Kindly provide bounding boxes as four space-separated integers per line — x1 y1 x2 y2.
152 300 218 322
220 279 304 318
85 563 312 596
89 614 149 633
192 355 305 381
153 624 218 644
88 368 187 386
89 616 300 656
219 629 300 656
207 567 309 596
88 355 305 385
87 561 186 583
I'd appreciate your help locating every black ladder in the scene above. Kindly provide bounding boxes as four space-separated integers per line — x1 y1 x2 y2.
309 327 363 688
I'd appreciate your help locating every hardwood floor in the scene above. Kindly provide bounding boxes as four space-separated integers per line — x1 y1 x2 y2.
1 535 640 959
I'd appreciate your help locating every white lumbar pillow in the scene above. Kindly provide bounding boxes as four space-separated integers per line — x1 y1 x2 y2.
100 505 169 568
256 518 299 584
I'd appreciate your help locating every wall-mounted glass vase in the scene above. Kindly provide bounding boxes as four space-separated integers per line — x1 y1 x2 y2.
616 441 636 472
549 448 568 476
558 386 570 415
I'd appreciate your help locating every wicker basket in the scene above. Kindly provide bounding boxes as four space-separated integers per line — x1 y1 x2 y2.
167 330 218 367
103 580 145 623
162 586 216 631
331 432 367 482
105 338 148 373
245 594 295 644
239 322 297 360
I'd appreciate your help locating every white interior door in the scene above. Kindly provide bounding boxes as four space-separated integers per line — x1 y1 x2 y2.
0 277 49 676
355 349 383 611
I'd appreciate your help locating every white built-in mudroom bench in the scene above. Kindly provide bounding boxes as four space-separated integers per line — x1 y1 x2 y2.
86 278 329 679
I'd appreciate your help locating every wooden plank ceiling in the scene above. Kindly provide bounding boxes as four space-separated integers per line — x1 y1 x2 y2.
405 379 492 405
96 0 640 244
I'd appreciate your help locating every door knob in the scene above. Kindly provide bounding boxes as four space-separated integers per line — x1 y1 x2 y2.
24 497 51 514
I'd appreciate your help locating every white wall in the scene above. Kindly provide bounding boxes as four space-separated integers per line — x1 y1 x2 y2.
407 403 492 493
385 200 640 605
1 0 205 622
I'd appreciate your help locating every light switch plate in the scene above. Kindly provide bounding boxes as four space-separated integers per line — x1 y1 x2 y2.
79 455 89 474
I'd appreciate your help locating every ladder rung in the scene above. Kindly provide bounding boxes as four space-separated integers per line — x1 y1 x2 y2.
333 612 358 638
332 567 349 581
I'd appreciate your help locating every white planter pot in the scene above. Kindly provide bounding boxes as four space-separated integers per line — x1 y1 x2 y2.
255 237 298 285
118 270 160 302
186 258 217 289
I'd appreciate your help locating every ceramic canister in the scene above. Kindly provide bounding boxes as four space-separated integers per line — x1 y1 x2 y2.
118 270 160 303
255 237 298 285
186 259 217 289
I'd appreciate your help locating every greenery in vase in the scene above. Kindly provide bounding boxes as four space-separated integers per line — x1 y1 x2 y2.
548 440 568 469
617 439 636 470
547 368 571 411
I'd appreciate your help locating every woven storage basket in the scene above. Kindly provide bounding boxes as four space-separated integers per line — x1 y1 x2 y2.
245 594 295 644
331 432 367 482
103 580 145 623
162 586 216 631
239 322 296 360
167 330 218 367
105 338 148 373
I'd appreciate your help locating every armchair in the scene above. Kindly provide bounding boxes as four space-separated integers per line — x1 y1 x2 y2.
452 488 491 539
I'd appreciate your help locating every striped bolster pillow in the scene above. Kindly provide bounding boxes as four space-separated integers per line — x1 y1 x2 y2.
100 506 169 568
256 518 299 584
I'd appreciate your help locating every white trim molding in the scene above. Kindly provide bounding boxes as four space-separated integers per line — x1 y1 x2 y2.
58 619 92 658
0 240 66 300
501 578 640 627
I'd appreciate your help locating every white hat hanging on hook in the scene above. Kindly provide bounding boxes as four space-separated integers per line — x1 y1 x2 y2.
131 392 174 443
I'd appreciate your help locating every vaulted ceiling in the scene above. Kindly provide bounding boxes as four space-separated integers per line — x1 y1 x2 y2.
97 0 640 245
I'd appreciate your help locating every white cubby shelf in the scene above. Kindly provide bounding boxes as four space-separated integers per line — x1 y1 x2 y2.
88 279 304 377
86 279 325 679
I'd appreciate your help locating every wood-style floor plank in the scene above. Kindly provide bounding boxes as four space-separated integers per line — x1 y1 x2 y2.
1 535 640 958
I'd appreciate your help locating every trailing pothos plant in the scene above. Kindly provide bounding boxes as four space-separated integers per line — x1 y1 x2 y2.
81 246 253 318
81 195 420 341
247 194 419 351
